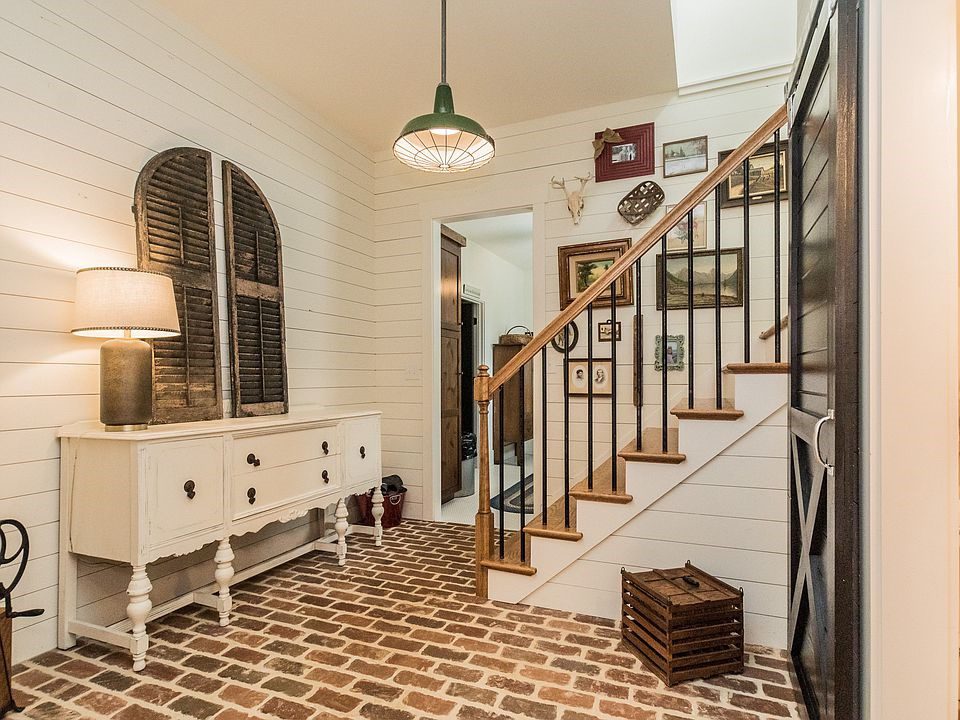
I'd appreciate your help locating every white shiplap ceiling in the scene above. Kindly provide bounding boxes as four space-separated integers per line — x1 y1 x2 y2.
155 0 678 155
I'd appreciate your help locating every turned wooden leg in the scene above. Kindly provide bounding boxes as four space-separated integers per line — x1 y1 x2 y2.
126 565 152 671
371 485 385 547
213 538 235 627
334 498 349 566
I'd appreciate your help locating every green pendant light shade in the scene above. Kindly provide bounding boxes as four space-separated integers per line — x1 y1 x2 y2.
393 0 495 172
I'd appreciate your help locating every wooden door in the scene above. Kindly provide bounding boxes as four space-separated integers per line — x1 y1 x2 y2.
787 1 860 718
440 226 466 503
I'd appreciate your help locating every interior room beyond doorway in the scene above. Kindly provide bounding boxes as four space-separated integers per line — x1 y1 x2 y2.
438 212 534 531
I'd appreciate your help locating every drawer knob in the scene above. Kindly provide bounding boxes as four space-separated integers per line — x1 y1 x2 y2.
247 487 257 504
322 441 329 455
322 470 330 484
247 453 261 467
183 480 196 500
359 446 366 459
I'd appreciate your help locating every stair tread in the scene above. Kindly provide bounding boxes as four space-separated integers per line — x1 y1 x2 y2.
525 496 582 540
619 428 686 464
724 362 790 374
481 533 536 575
671 399 744 421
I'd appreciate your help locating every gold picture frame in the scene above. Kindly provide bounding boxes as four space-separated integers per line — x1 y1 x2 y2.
557 238 633 309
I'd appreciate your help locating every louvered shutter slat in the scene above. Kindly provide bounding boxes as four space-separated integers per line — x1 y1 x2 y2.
134 148 224 423
223 162 289 417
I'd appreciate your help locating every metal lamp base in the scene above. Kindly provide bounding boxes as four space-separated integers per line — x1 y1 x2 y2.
100 338 153 430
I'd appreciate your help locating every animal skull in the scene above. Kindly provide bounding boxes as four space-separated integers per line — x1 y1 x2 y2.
551 174 593 225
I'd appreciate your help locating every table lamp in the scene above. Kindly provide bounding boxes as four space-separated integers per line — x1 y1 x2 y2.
72 267 180 431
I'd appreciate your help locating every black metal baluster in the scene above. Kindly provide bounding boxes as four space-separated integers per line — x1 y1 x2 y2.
742 157 751 363
660 235 668 453
610 282 618 492
587 303 594 491
686 209 694 409
715 188 723 408
541 347 547 527
774 128 782 364
518 368 526 562
635 259 642 443
498 385 505 559
563 324 571 528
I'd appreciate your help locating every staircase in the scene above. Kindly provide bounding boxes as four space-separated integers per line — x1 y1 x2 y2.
473 105 791 647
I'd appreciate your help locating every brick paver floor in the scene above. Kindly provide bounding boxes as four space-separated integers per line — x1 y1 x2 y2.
12 520 804 719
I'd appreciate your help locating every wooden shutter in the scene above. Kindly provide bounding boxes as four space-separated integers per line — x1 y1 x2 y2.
222 162 288 417
134 148 223 423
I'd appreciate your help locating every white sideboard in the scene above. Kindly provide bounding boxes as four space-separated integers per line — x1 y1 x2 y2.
58 408 383 670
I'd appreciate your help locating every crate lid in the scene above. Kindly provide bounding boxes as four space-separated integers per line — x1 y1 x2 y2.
622 562 742 607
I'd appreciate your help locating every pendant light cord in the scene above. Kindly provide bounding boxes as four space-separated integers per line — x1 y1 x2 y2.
441 0 447 84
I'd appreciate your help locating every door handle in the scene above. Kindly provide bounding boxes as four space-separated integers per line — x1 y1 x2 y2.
813 409 835 476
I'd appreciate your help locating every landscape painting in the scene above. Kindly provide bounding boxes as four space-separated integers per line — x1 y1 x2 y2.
558 238 633 308
663 136 708 177
655 248 744 310
718 141 789 207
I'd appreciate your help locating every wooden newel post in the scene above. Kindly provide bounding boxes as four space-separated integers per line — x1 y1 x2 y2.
474 364 494 599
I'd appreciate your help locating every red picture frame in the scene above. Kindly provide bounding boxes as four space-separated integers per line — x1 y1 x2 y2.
594 122 655 182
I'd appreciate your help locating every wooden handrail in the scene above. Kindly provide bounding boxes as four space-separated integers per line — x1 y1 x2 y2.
760 315 789 340
478 104 788 401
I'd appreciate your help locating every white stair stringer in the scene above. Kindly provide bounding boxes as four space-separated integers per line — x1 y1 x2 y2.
487 372 788 605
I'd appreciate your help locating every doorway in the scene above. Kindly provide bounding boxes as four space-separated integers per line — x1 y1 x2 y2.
787 0 861 717
438 211 534 528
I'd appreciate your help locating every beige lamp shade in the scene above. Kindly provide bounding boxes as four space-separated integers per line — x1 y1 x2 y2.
72 267 180 338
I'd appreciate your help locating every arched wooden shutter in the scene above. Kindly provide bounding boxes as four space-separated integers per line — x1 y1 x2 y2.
222 162 288 417
134 147 223 423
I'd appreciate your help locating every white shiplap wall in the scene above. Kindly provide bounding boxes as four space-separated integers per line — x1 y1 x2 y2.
373 78 788 520
0 0 376 661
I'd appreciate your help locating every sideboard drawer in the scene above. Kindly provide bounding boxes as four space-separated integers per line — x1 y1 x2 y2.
232 426 337 476
343 416 381 486
232 457 338 520
144 438 225 546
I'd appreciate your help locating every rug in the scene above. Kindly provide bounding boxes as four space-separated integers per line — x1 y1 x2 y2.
490 474 534 514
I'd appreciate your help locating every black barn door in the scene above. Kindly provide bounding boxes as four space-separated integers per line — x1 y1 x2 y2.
787 1 860 719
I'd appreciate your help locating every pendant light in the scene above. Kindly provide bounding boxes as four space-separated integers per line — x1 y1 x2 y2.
393 0 495 172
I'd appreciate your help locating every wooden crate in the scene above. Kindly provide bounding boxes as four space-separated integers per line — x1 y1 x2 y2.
621 563 744 686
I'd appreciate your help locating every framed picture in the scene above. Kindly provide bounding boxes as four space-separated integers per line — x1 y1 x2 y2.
655 248 744 310
550 322 579 354
718 141 789 208
566 358 613 397
598 321 621 342
655 335 685 372
595 123 655 182
665 202 708 251
663 136 708 177
558 238 634 309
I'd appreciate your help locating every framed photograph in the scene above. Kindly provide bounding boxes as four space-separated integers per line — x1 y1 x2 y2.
566 358 613 397
665 202 708 251
598 321 621 342
655 248 744 310
595 123 655 182
610 142 637 164
663 136 708 178
718 141 789 208
655 335 685 372
550 322 579 354
558 238 634 309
